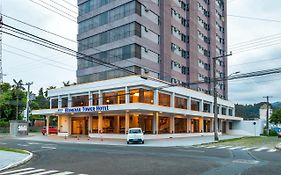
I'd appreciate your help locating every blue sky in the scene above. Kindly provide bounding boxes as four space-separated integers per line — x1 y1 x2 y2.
2 0 281 104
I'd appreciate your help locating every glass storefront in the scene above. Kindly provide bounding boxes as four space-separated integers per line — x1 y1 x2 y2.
158 93 171 107
159 117 170 134
130 89 154 104
175 118 187 133
72 95 89 107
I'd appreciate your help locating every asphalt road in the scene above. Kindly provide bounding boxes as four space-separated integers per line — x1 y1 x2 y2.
1 138 280 175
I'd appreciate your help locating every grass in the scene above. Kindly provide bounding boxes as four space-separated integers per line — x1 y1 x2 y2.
0 148 29 154
205 136 281 149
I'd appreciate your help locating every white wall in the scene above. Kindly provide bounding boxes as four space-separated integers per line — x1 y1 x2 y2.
227 120 263 136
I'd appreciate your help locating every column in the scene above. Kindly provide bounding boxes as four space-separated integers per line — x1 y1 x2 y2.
153 112 159 134
232 107 235 117
125 112 129 134
226 107 229 116
57 116 60 133
199 117 204 133
68 117 72 135
125 86 129 104
219 105 222 115
187 97 191 110
170 116 175 134
89 92 93 106
58 96 62 108
88 116 93 133
219 119 223 133
98 90 103 105
67 94 72 107
171 92 175 108
154 89 159 105
49 99 52 109
98 113 103 133
187 117 191 133
46 116 50 135
200 100 204 112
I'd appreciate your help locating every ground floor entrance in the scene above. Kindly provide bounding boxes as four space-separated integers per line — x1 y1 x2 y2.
50 113 222 136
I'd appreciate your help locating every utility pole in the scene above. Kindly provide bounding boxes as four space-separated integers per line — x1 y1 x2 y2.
213 52 232 141
263 96 272 136
25 82 33 123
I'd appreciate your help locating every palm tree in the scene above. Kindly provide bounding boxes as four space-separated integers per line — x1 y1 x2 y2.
12 79 25 120
44 86 56 97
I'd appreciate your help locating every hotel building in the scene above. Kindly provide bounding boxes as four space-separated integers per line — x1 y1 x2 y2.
77 0 228 99
32 76 241 136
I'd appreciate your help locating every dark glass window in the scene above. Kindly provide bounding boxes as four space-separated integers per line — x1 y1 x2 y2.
72 95 89 107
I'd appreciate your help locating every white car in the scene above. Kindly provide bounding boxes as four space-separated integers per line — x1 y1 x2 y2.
127 128 144 144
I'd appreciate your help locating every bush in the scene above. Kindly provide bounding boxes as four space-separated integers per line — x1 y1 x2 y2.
0 119 9 127
263 128 278 136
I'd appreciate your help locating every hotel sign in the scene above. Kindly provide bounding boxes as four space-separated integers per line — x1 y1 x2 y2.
58 105 109 113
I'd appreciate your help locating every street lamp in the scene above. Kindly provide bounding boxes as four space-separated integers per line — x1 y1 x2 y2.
212 52 233 141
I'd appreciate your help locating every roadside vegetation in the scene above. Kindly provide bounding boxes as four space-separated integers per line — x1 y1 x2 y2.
204 136 280 149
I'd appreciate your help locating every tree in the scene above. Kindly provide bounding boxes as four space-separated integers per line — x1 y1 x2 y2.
44 86 56 97
12 79 25 120
63 81 76 87
270 108 281 124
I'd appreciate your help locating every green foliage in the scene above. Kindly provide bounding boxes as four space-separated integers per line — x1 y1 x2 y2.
270 108 281 124
262 129 278 136
0 119 9 127
235 102 268 119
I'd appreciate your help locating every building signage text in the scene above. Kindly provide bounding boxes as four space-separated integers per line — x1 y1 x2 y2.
58 106 109 113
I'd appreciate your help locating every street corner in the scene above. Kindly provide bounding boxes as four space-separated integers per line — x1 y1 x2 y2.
0 148 33 172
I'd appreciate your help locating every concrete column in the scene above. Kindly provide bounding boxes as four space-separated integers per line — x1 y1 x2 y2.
46 116 50 135
68 117 72 135
88 116 93 133
98 113 103 133
125 86 129 104
67 94 72 107
98 90 103 105
200 100 204 112
187 97 191 110
186 117 191 133
232 107 235 117
125 112 129 134
219 105 222 115
49 99 52 109
57 116 60 133
154 89 159 105
170 116 175 134
226 107 229 116
199 117 204 133
89 92 93 106
171 92 175 108
58 96 62 108
219 119 223 132
153 112 159 134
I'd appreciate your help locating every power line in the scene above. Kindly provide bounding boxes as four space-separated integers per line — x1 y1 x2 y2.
228 14 281 23
49 0 78 15
61 0 78 9
29 0 76 22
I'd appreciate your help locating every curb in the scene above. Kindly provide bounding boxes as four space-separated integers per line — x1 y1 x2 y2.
0 150 33 172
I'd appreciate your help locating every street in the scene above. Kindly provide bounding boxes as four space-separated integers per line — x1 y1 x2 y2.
0 138 280 175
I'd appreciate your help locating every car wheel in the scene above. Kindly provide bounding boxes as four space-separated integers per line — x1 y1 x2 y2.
127 141 129 144
42 132 45 135
142 140 144 144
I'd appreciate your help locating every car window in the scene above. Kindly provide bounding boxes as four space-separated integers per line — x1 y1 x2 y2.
129 129 142 134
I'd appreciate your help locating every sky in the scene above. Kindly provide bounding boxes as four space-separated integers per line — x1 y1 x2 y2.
2 0 281 104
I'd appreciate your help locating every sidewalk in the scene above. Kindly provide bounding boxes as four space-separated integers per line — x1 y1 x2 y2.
0 150 32 172
13 133 243 147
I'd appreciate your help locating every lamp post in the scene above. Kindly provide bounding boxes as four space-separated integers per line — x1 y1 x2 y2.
212 52 233 141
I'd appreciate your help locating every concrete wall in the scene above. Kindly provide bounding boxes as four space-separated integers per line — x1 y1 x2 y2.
227 120 263 136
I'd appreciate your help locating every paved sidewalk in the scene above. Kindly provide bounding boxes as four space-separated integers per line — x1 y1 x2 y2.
13 133 243 147
0 150 32 172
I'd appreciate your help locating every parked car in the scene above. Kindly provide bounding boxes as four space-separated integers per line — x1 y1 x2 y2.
127 128 144 144
41 126 58 135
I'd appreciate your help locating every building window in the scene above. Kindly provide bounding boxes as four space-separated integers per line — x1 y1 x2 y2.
158 92 170 107
51 98 58 109
203 103 211 112
130 89 154 104
191 100 200 111
92 94 99 106
72 95 89 107
103 91 125 105
175 97 187 109
61 97 68 108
